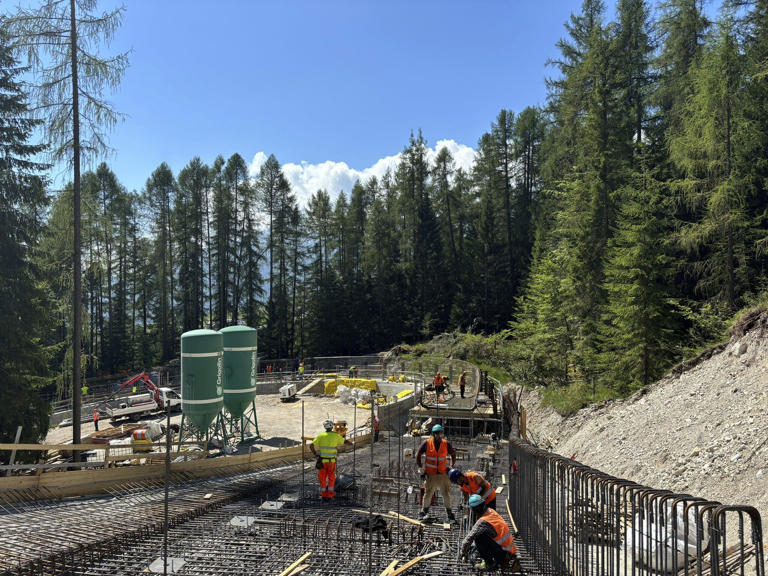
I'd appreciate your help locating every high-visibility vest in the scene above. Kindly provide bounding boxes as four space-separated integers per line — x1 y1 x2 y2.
313 431 344 461
480 508 517 554
424 437 448 475
93 410 99 422
373 417 380 431
460 471 496 504
81 385 88 396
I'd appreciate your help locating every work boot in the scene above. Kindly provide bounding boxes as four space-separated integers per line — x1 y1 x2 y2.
474 559 497 571
419 509 434 524
446 509 458 525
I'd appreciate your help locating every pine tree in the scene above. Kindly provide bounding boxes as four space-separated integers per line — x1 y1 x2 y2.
669 12 750 310
601 152 678 392
144 163 177 361
8 0 128 451
0 33 52 448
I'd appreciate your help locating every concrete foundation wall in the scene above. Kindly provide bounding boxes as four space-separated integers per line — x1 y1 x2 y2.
378 393 419 434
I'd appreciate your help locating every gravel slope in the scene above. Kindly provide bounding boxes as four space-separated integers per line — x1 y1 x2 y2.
518 309 768 524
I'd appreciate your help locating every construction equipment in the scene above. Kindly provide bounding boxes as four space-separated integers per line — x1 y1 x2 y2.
334 420 348 438
104 372 181 423
280 383 297 402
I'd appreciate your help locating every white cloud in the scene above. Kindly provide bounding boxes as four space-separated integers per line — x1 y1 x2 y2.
247 139 476 209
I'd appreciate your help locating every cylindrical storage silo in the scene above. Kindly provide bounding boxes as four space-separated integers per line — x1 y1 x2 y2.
220 326 258 418
181 329 223 431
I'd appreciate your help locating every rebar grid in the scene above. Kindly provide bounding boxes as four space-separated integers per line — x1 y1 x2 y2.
1 434 521 576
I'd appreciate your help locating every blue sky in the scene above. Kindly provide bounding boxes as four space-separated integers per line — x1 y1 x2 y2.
88 1 609 204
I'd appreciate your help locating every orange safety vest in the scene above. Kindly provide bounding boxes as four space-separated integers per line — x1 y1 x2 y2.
460 471 496 504
93 410 99 422
480 508 517 554
373 417 380 431
424 437 448 475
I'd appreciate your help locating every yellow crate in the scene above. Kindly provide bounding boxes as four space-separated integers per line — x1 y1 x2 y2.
131 438 152 453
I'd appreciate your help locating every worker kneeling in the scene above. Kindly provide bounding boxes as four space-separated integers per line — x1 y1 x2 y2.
449 468 496 510
310 420 352 501
460 494 519 572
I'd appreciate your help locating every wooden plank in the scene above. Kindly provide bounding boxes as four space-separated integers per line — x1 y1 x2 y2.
286 565 309 576
379 559 399 576
0 462 106 470
496 486 504 494
387 510 424 527
505 498 519 534
387 551 443 576
502 473 506 484
0 443 103 451
277 552 312 576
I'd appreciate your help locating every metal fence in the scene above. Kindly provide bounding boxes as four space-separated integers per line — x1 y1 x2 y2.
508 437 765 576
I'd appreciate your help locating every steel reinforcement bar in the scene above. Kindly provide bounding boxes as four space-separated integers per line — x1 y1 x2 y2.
509 437 765 576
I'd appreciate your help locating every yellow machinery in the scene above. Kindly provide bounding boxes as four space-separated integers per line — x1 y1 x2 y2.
334 420 348 438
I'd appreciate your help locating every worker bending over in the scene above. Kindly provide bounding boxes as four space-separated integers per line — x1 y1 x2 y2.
310 419 352 500
461 494 520 572
449 468 497 510
416 424 457 525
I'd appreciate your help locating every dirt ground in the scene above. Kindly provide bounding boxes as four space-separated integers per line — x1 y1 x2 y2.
45 393 372 449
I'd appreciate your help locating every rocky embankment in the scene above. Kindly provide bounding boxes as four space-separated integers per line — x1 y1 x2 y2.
518 309 768 524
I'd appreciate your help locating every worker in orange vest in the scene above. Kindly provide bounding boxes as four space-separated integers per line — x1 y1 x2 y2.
93 408 100 431
415 424 457 524
461 494 519 572
372 415 380 442
458 370 467 398
449 468 497 510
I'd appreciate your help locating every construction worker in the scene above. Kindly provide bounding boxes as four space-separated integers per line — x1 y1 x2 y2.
93 408 100 431
372 415 380 442
298 361 305 380
81 383 88 396
132 384 137 394
460 494 519 572
449 468 497 509
433 371 446 400
309 420 352 500
458 370 467 398
415 424 457 524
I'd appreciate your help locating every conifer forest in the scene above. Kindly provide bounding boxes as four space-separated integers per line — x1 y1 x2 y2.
2 0 768 442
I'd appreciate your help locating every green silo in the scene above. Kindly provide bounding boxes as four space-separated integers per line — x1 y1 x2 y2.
220 326 258 418
181 329 223 431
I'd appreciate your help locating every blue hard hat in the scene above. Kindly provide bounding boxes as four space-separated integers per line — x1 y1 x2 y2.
432 424 444 434
448 468 462 484
468 494 484 508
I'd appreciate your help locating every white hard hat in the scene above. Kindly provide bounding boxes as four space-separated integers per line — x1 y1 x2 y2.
323 420 334 431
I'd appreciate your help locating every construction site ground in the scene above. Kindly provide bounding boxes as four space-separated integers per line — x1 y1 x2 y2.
44 393 370 450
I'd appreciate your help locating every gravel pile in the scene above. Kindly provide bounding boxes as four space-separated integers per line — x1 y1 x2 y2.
518 309 768 524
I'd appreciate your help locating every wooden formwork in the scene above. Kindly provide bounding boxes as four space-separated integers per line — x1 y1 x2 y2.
0 434 371 502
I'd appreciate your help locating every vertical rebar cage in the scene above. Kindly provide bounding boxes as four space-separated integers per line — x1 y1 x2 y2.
508 437 765 576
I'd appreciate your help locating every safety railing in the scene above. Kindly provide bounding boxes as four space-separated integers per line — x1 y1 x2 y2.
508 437 765 575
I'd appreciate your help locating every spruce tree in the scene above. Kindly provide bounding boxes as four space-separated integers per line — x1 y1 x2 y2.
0 33 52 448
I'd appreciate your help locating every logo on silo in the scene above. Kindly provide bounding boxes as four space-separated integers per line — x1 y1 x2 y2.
250 352 257 385
216 355 223 396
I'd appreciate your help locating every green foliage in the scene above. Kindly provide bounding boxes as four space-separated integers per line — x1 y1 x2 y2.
0 33 52 450
540 379 616 417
